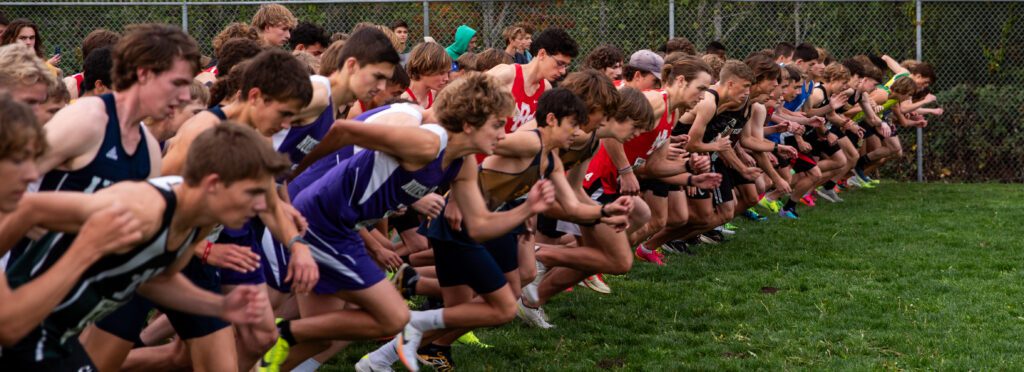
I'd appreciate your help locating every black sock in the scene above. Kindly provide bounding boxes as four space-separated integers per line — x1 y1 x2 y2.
856 154 871 169
823 181 836 189
278 320 297 346
403 268 420 297
784 199 797 210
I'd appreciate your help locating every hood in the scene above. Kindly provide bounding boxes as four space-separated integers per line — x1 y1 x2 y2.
445 25 477 60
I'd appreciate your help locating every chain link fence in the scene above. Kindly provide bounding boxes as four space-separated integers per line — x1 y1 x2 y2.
1 0 1020 182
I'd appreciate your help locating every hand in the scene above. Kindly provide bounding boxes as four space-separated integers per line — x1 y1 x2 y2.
47 54 61 66
525 180 555 214
768 152 779 166
604 196 633 217
206 244 261 272
369 246 403 272
665 141 687 161
880 122 892 138
281 202 308 235
618 171 640 196
444 201 463 231
774 178 792 194
221 285 267 325
411 193 445 219
791 123 806 135
805 116 826 128
286 244 319 294
830 93 850 110
850 123 865 138
72 203 144 255
599 214 629 233
741 166 763 181
740 151 756 167
797 140 812 153
924 94 937 104
779 144 798 159
826 133 838 145
670 134 690 148
690 154 711 174
691 173 723 189
932 107 944 116
713 136 732 152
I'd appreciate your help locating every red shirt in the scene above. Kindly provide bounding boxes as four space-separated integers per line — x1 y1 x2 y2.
405 88 434 109
585 90 675 195
506 64 545 133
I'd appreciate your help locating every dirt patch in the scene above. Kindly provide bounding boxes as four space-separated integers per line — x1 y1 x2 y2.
596 357 626 369
760 286 780 294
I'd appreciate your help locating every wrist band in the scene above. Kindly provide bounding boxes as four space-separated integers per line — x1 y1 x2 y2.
773 143 778 153
617 166 633 174
201 240 213 264
287 235 309 250
600 204 610 218
686 175 693 187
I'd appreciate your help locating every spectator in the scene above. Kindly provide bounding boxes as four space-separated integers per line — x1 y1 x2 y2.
0 19 60 75
391 20 412 65
445 24 476 60
502 25 531 64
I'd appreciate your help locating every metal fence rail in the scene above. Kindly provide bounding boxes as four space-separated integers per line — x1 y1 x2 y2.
1 0 1020 182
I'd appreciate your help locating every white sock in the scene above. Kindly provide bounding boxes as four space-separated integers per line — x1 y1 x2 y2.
293 358 322 372
410 309 445 331
368 338 401 366
714 226 724 231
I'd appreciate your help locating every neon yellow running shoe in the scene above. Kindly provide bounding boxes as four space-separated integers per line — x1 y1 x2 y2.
758 197 780 214
869 178 881 186
259 336 291 372
456 331 493 348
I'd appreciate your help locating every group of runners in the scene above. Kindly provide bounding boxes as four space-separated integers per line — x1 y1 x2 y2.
0 4 942 371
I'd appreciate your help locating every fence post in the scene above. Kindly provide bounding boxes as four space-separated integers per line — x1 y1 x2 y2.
915 0 923 182
181 1 188 33
669 0 675 39
422 0 430 37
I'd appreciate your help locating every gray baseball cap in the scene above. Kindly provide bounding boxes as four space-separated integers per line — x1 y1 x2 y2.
628 49 664 80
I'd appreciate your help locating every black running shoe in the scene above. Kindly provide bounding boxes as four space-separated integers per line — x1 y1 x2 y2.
417 343 455 372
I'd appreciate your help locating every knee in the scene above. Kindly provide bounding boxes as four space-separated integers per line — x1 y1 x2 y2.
247 325 279 354
608 255 633 275
648 214 666 234
495 300 517 324
519 265 537 285
382 308 410 336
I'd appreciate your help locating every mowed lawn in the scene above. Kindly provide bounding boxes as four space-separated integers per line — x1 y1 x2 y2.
325 182 1024 370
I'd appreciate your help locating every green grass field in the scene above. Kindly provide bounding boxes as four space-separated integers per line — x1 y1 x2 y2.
325 182 1024 371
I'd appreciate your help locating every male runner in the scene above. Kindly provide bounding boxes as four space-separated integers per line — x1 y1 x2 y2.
487 27 578 133
251 3 297 48
401 42 451 109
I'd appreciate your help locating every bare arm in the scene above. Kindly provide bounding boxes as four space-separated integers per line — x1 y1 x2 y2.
35 98 107 175
547 154 602 222
491 127 544 158
294 79 331 125
881 55 909 75
292 117 436 177
685 94 725 154
162 113 218 175
451 158 551 242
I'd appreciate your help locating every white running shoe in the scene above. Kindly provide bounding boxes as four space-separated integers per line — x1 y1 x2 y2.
356 355 395 372
581 274 612 294
395 323 422 372
815 187 839 203
516 299 554 329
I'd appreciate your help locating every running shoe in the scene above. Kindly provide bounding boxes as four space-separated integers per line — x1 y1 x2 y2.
455 331 492 348
664 240 695 255
869 178 881 186
778 207 799 219
723 222 740 231
517 299 555 329
259 336 291 372
417 344 455 372
356 354 395 372
800 193 816 207
634 245 665 265
743 208 769 222
815 187 839 203
581 274 612 294
390 263 420 299
855 175 876 189
395 323 422 372
758 197 781 214
700 230 726 244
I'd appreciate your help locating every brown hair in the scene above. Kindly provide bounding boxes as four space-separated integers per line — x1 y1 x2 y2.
455 51 478 72
907 60 936 83
47 78 70 103
111 24 201 91
744 50 781 83
182 122 290 186
292 50 319 75
583 44 624 71
215 38 263 78
559 70 620 118
80 29 120 65
700 53 724 81
250 4 297 31
502 26 526 45
189 80 210 105
513 21 534 35
318 40 346 76
822 62 850 83
475 48 512 72
718 59 754 84
614 87 655 130
0 19 44 58
783 64 803 83
212 23 259 59
406 42 451 79
433 72 514 133
0 44 57 91
237 49 313 106
890 76 917 98
662 53 714 86
665 37 696 55
0 91 46 160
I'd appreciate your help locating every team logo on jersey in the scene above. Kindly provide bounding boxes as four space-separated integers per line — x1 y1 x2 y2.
296 136 321 155
509 102 535 132
647 129 670 156
105 147 118 160
401 179 433 199
585 172 593 182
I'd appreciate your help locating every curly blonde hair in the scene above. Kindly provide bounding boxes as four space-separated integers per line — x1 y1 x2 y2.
0 43 58 92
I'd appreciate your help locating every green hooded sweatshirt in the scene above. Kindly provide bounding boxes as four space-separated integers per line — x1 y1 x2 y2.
446 25 477 60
